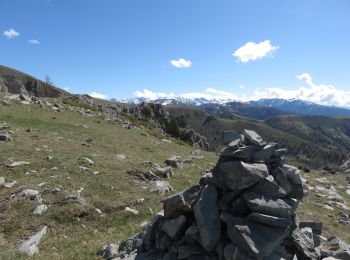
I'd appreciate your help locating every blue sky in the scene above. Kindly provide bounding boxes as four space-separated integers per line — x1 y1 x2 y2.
1 0 350 106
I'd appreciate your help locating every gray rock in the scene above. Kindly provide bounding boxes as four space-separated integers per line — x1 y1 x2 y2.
252 143 277 161
177 244 205 259
283 165 302 185
250 175 287 199
160 215 187 239
230 146 257 161
246 213 291 228
33 204 48 215
223 131 244 145
0 132 12 142
149 181 173 194
272 168 292 195
243 192 292 219
221 213 290 258
144 171 160 181
17 226 47 256
242 129 266 146
193 185 221 251
7 161 30 168
163 185 201 218
63 194 86 206
287 227 320 259
119 233 144 254
152 166 174 178
98 243 119 259
224 243 254 260
199 169 227 191
165 156 182 168
218 161 269 190
321 236 350 260
299 221 323 235
12 189 42 203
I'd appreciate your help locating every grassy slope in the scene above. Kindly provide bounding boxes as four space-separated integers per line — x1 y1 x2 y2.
0 98 217 259
0 98 349 259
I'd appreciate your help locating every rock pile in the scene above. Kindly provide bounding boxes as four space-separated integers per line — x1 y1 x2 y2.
102 130 349 260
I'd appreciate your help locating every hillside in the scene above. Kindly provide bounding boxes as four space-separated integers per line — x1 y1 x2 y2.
0 93 218 259
265 115 350 157
197 102 294 121
0 65 66 98
0 94 349 259
165 105 347 166
249 98 350 117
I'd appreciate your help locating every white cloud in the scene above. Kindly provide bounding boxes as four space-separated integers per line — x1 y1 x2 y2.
251 73 350 108
233 40 279 63
88 92 108 100
3 28 20 39
63 87 70 91
28 39 40 45
170 58 192 68
239 85 245 89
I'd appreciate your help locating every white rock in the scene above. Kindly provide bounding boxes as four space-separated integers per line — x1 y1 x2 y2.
83 157 94 165
17 226 47 256
7 161 30 168
33 204 48 215
323 205 334 211
3 180 17 188
116 154 126 160
125 207 139 215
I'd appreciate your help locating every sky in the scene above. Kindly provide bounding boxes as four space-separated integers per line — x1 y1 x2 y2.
1 0 350 107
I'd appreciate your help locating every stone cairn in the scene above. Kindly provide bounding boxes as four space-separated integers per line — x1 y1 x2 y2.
102 130 347 260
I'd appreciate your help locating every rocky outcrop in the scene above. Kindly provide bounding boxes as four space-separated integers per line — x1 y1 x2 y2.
338 157 350 173
100 129 349 259
0 65 65 97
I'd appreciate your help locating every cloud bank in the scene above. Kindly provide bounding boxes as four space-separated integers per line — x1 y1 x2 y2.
3 28 20 39
133 74 350 108
233 40 278 63
170 58 192 68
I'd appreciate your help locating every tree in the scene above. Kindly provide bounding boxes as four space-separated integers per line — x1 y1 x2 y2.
45 75 54 86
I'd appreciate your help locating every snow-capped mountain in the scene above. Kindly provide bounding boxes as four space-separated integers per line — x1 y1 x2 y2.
119 97 236 106
248 98 350 116
116 97 350 117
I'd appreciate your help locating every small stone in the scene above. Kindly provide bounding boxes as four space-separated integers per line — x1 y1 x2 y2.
125 207 139 215
17 226 47 256
7 161 30 168
33 204 48 215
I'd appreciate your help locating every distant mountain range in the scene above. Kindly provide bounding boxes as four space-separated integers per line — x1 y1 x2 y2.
120 96 350 118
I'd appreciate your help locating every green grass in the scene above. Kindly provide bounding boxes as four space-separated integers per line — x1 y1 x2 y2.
298 170 350 243
0 99 217 259
62 98 97 111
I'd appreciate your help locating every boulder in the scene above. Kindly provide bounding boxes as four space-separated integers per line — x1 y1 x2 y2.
193 185 221 251
221 213 290 258
163 185 201 218
165 156 182 168
0 132 12 142
160 215 187 239
242 129 266 146
17 226 47 256
223 131 244 145
218 161 269 190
